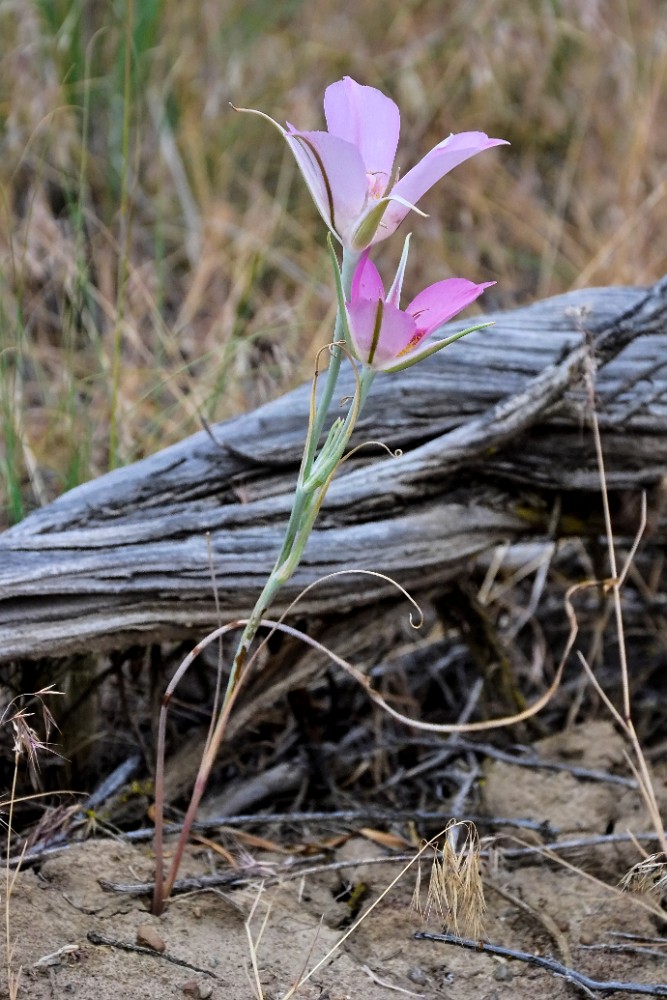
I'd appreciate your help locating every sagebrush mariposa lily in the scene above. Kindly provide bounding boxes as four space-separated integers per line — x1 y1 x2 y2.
345 238 495 372
241 76 508 251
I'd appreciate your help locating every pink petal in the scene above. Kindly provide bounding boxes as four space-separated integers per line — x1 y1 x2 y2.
381 132 509 236
347 298 417 367
324 77 400 193
285 129 368 240
407 278 495 334
350 251 385 304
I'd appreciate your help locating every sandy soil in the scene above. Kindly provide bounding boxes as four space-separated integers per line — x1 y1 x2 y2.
4 721 667 1000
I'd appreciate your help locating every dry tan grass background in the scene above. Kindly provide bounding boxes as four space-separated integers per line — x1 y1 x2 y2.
1 0 667 525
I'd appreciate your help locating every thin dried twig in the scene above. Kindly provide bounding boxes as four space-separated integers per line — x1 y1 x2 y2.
579 332 665 855
96 829 667 898
415 932 667 996
86 931 220 979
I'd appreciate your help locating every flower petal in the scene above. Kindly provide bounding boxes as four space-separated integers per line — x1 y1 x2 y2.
407 278 495 334
347 298 417 368
285 129 368 241
324 77 400 192
350 251 385 304
381 132 509 237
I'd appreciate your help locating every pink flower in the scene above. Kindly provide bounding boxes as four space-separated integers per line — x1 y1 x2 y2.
241 77 507 250
346 244 494 372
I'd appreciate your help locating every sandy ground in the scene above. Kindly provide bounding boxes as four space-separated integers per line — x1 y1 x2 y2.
4 720 667 1000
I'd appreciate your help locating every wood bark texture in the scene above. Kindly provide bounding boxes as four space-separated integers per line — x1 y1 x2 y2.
2 278 667 663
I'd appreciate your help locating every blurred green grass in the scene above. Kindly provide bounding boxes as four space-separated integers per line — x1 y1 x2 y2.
1 0 666 524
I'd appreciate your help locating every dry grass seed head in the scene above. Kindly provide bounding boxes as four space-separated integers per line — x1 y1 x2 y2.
414 820 486 940
3 687 62 790
621 853 667 896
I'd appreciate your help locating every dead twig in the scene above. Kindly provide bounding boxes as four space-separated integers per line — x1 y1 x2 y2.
415 931 667 996
86 931 220 980
579 330 665 855
98 829 667 898
579 944 667 962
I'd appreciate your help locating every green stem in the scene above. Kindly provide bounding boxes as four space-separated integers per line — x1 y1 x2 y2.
257 247 359 584
301 248 359 478
155 247 374 912
224 247 364 702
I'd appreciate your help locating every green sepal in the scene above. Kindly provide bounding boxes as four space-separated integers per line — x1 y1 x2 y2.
380 321 494 373
350 201 389 251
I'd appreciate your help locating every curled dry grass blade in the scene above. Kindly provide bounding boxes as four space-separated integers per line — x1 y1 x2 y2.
153 554 580 913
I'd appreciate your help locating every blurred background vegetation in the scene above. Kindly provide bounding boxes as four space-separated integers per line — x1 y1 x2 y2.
1 0 666 526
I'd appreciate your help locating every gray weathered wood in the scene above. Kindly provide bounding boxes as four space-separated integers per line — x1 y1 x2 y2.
1 278 666 662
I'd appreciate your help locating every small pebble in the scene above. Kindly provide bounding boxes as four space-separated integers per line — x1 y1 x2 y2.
181 982 212 998
136 924 166 953
407 966 428 985
493 963 513 981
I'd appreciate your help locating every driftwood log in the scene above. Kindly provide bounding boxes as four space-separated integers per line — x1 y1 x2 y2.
2 279 667 664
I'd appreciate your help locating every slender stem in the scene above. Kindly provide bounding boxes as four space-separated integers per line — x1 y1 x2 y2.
249 249 360 595
223 573 285 699
154 247 371 913
225 247 362 696
301 248 359 478
159 675 242 903
272 483 311 571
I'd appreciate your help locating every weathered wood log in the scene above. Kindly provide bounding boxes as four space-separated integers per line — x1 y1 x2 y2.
2 278 667 663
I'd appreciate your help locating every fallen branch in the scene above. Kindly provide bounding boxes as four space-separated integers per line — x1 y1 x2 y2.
415 931 667 996
86 931 220 980
2 278 667 662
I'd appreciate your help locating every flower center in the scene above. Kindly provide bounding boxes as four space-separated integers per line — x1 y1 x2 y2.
397 330 428 358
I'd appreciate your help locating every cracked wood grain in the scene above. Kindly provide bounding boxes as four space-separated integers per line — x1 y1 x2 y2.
2 279 667 662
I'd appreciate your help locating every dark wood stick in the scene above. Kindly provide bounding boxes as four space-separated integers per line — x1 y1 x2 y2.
415 931 667 996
